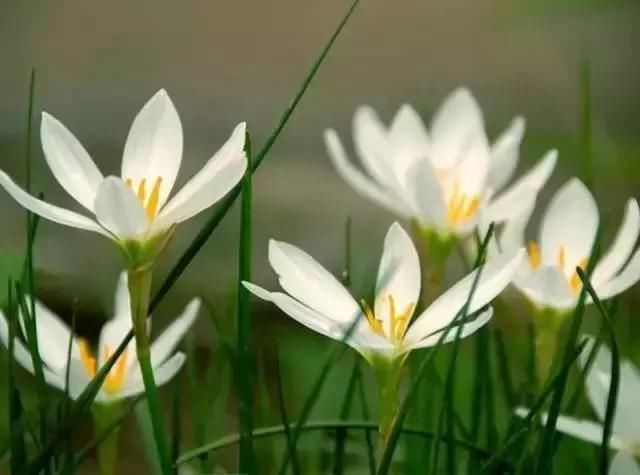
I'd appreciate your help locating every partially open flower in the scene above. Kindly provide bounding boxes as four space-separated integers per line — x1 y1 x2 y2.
497 178 640 310
0 89 247 266
0 273 199 404
325 88 556 237
243 222 523 363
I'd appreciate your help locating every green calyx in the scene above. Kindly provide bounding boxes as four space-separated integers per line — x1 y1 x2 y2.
118 227 175 270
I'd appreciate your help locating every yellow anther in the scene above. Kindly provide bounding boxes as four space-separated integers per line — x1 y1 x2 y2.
361 299 384 337
387 295 414 344
528 241 541 269
125 178 133 189
78 339 97 377
145 177 162 221
446 182 480 227
136 179 147 201
557 246 566 269
569 258 588 292
102 345 129 394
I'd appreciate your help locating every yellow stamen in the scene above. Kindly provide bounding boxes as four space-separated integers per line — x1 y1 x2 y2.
446 182 480 227
387 295 414 343
136 179 147 202
125 178 133 189
557 246 566 269
102 345 129 394
361 299 384 337
145 177 162 221
569 258 588 292
78 339 97 377
528 241 541 269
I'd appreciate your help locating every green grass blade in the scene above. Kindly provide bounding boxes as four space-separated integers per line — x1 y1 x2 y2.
577 268 620 473
135 400 163 475
492 327 517 408
332 359 360 475
171 375 183 474
274 347 301 475
237 131 255 473
177 420 503 467
579 55 593 188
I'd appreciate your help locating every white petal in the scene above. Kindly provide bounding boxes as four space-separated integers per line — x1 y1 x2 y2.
121 89 183 207
486 150 557 223
113 271 131 320
452 134 491 197
353 106 395 187
65 358 95 400
514 266 575 310
40 112 103 211
153 123 247 230
374 223 420 337
596 249 640 300
497 199 535 252
149 299 199 367
404 249 523 343
610 452 640 475
487 116 525 192
324 130 410 218
0 170 109 236
580 336 640 442
405 157 446 227
242 283 385 356
388 104 430 164
593 199 640 288
515 407 627 450
540 178 599 273
19 299 80 372
94 176 148 240
267 239 361 324
408 306 493 350
123 352 186 397
429 88 485 169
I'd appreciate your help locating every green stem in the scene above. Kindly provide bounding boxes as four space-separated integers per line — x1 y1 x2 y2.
372 355 405 466
93 404 122 475
531 307 567 390
128 268 172 475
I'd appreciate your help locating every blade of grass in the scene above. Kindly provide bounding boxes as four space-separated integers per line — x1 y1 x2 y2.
332 359 360 475
579 55 593 189
177 421 503 467
378 225 495 475
171 374 183 474
274 347 301 475
135 400 163 475
356 366 376 475
479 339 589 473
534 233 601 474
577 268 620 474
237 132 255 473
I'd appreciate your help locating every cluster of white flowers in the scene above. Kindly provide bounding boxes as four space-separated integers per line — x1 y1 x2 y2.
0 87 638 473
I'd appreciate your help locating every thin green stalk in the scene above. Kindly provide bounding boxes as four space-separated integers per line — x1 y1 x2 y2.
237 132 255 473
332 359 360 475
356 368 376 475
177 421 502 467
92 404 123 475
128 268 172 475
274 347 301 475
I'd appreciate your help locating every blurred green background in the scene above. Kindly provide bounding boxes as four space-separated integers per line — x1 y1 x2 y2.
0 0 639 472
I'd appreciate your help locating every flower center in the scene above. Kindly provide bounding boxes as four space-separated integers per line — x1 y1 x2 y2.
125 177 163 221
78 339 129 394
360 294 415 344
527 242 587 293
443 180 480 227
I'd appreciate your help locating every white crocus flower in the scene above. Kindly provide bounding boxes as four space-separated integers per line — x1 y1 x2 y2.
243 222 523 362
324 88 557 237
497 178 640 311
0 273 199 404
0 89 247 262
516 336 640 474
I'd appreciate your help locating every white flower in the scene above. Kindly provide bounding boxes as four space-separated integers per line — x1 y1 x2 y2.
516 336 640 474
324 88 556 237
0 273 199 404
497 178 640 310
243 222 523 362
0 90 247 253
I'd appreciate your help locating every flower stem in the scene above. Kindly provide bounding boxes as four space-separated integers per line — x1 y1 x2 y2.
531 307 567 390
127 267 172 475
92 404 122 475
372 355 405 466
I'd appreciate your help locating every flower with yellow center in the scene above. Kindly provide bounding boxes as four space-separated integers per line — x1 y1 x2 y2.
496 178 640 310
243 222 523 362
0 90 247 264
516 336 640 474
324 88 557 237
0 273 200 404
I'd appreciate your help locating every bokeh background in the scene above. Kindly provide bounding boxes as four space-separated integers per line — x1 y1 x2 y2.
0 0 639 472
